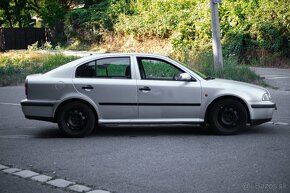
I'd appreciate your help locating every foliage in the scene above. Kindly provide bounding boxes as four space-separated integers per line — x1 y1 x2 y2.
1 0 290 67
0 52 78 86
65 0 116 43
40 0 66 28
27 41 57 50
43 41 53 50
194 51 261 83
114 0 290 64
64 0 136 44
27 41 39 51
220 0 290 62
0 0 41 27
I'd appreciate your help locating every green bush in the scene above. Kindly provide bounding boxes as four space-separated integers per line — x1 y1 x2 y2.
61 0 290 65
194 52 262 84
114 0 289 63
65 0 120 43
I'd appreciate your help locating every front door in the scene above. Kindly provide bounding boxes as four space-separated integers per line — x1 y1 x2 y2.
136 57 202 121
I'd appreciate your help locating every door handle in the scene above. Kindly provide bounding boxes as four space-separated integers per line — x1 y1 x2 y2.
139 86 151 91
82 85 94 90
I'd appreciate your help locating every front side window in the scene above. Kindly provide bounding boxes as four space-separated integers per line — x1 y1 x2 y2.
137 57 184 80
75 57 131 79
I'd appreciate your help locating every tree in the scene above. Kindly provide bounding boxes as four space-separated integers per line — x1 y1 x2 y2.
0 0 15 27
0 0 42 27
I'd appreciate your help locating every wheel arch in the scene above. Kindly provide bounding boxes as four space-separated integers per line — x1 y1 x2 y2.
54 98 99 123
204 95 251 124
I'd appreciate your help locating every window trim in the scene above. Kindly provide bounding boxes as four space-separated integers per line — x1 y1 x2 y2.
75 56 132 79
136 57 194 81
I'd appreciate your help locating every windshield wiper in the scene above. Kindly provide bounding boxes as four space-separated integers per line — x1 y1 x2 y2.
205 76 215 80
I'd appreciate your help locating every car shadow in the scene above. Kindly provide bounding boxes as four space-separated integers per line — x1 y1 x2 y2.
92 124 213 137
34 124 213 138
34 126 64 138
33 124 278 138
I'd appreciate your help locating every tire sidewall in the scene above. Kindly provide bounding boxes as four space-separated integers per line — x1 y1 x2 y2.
57 102 95 137
210 99 247 135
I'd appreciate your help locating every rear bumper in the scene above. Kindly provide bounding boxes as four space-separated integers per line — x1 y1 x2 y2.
21 99 56 122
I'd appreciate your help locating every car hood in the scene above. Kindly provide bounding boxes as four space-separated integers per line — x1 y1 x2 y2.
210 78 267 91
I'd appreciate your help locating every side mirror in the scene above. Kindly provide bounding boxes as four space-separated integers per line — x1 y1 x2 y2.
176 73 192 81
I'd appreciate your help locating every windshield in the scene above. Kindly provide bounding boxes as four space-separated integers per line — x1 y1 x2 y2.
168 57 207 79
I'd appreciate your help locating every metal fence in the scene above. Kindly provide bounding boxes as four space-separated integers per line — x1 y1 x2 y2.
0 28 47 51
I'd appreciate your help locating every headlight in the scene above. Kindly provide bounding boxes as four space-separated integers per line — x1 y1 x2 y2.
262 93 271 101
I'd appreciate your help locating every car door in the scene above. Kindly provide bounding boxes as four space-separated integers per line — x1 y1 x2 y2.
73 56 138 120
136 57 202 121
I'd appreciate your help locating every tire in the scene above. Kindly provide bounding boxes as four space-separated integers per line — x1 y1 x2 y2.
57 101 95 137
209 98 247 135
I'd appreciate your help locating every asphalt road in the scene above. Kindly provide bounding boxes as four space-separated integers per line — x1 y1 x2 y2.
0 68 290 193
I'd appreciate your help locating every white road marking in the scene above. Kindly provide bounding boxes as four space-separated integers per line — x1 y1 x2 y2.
0 135 33 139
0 163 112 192
274 122 290 126
264 76 290 80
265 121 290 126
0 102 20 106
262 75 289 77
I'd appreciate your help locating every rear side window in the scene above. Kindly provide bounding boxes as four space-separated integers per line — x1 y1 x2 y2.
75 57 131 79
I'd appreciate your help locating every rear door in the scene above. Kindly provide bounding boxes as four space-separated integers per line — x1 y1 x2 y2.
73 56 138 120
136 57 202 121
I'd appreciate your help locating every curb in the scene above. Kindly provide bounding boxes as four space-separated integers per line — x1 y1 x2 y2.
0 163 111 193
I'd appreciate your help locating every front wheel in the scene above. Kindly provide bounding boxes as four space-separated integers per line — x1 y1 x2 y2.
209 99 248 135
57 101 95 137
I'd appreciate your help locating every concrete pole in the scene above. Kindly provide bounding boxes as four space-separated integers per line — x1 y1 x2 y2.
210 0 223 69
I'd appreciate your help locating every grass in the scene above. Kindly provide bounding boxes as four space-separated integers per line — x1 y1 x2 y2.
0 51 78 86
193 52 265 85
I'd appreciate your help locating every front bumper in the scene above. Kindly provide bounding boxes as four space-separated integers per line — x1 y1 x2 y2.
21 99 56 122
249 101 276 125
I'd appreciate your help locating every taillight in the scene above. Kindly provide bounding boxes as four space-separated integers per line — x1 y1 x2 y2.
25 79 28 97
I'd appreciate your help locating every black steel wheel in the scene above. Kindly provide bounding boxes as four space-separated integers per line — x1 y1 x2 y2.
57 101 95 137
209 98 247 135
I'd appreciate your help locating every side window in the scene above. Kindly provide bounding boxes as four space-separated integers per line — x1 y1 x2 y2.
75 57 131 79
137 57 184 80
96 57 130 78
75 61 95 78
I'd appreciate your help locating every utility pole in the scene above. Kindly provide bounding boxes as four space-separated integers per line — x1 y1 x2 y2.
210 0 223 69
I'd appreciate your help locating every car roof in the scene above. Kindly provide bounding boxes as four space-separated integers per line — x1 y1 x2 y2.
83 52 168 59
67 53 169 66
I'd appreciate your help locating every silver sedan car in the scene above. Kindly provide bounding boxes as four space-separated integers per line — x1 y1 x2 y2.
21 53 276 137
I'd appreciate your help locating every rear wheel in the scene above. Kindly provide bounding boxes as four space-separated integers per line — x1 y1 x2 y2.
209 99 247 135
57 101 95 137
